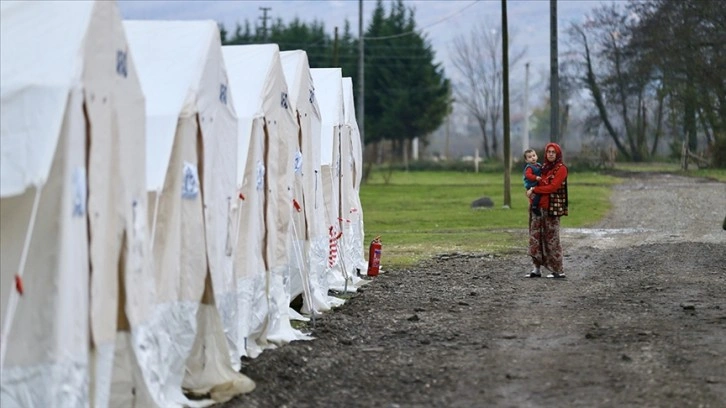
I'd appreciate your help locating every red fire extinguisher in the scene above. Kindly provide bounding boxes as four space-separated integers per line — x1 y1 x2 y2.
367 236 382 277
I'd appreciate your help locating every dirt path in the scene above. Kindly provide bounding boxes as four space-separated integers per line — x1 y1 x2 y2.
223 173 726 408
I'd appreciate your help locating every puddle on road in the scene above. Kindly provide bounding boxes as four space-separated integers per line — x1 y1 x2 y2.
563 227 652 237
561 228 656 249
562 227 724 248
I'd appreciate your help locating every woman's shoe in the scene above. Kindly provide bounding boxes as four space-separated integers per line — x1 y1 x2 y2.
526 271 542 278
546 272 566 279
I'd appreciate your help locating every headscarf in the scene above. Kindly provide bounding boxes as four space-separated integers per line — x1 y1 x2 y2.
541 142 564 174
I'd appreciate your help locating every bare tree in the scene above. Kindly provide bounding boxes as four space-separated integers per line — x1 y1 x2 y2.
566 4 665 161
451 21 525 159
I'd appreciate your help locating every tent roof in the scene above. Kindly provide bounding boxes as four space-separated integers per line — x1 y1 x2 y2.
342 77 358 130
222 43 281 185
222 44 279 119
280 50 306 110
310 68 343 166
280 50 321 118
123 20 220 192
0 0 94 197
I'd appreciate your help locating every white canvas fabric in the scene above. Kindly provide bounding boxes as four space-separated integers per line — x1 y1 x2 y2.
341 77 368 274
83 10 153 408
279 52 311 319
1 1 155 406
280 51 341 314
124 20 253 406
223 44 310 358
310 68 359 294
1 88 90 407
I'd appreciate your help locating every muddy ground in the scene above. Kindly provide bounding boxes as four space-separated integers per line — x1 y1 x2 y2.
223 173 726 408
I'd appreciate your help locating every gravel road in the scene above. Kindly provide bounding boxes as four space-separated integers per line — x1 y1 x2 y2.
222 172 726 408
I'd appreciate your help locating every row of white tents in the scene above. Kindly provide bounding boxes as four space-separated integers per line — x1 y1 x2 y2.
0 1 368 407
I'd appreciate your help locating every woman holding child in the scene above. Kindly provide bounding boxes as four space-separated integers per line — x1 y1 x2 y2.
525 142 568 279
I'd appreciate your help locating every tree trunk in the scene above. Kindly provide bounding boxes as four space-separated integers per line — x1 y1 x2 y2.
477 116 491 158
489 119 499 158
403 138 409 171
684 92 697 152
581 34 631 160
651 89 665 157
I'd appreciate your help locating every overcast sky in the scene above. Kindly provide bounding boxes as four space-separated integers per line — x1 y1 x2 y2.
118 0 609 85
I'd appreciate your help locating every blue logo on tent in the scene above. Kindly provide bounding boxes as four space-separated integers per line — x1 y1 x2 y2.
182 162 200 199
256 160 265 191
294 151 303 175
116 50 128 78
72 167 86 217
219 84 228 105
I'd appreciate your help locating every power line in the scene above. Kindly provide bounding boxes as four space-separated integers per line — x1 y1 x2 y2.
274 42 435 51
224 0 482 44
364 0 481 41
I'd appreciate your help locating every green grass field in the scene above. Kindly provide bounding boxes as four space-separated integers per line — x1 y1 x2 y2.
359 169 620 268
359 165 726 268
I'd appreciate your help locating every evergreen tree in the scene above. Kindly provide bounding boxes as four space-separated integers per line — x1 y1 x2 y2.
219 0 452 160
222 18 330 68
338 20 359 79
364 0 451 150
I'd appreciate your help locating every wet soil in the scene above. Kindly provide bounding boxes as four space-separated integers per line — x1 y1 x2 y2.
223 173 726 408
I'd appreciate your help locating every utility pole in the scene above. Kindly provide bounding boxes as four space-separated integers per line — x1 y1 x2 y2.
259 6 271 42
357 0 365 145
549 0 559 143
523 62 530 152
332 26 339 66
502 0 512 208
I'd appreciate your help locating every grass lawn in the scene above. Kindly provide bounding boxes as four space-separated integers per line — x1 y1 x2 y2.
358 164 726 268
359 169 621 268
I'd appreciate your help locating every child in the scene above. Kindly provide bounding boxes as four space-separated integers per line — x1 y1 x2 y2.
523 148 542 216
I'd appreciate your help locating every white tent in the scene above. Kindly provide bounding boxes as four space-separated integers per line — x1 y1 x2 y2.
280 51 343 314
124 20 253 406
310 68 363 293
1 1 155 406
222 44 309 358
341 77 368 274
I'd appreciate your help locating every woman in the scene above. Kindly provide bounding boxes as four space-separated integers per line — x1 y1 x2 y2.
525 142 568 279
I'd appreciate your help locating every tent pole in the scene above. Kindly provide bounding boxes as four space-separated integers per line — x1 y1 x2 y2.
149 189 161 249
232 193 243 259
0 186 42 370
290 217 316 324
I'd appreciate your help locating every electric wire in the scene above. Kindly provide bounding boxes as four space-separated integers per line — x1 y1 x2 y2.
364 0 481 41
